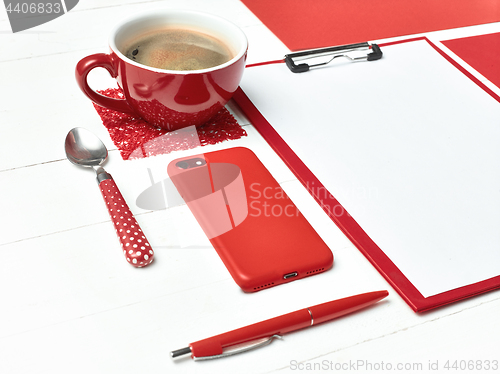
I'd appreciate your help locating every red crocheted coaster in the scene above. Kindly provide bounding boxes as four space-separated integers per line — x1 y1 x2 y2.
93 88 247 160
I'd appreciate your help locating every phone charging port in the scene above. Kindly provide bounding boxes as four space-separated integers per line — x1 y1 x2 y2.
283 272 298 280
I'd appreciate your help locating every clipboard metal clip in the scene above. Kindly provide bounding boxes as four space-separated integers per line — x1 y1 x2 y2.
285 42 382 73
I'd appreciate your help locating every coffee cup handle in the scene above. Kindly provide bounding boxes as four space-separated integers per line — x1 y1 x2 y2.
75 53 137 115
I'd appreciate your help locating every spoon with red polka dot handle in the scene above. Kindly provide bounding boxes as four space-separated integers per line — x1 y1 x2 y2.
65 127 154 267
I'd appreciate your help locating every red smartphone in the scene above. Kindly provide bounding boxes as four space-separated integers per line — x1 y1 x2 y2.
167 147 333 292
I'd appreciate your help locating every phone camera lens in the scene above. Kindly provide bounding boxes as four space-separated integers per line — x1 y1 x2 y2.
176 161 189 169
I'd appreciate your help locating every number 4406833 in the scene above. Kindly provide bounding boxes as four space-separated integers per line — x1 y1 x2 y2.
444 360 498 371
5 2 62 14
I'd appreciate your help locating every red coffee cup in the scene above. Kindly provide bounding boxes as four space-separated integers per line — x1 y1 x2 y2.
76 10 248 131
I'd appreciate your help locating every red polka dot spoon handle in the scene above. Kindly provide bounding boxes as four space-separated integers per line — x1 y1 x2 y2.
99 177 154 267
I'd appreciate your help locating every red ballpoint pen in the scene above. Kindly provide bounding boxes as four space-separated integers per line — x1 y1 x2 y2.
171 290 388 361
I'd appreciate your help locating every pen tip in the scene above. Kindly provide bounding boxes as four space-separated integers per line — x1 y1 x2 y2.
171 346 192 360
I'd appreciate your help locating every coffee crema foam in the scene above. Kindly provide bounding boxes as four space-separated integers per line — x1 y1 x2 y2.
123 28 234 71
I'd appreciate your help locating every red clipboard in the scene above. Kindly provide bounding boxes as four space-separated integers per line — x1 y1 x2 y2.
442 32 500 90
233 37 500 312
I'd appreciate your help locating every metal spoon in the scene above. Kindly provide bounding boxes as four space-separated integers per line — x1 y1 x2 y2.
65 127 154 267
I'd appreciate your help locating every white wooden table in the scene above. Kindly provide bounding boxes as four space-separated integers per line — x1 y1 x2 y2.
1 1 499 373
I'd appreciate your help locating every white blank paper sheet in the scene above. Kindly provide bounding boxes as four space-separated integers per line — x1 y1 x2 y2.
240 39 500 298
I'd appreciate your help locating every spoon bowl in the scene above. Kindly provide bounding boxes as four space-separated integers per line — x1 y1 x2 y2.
65 127 108 168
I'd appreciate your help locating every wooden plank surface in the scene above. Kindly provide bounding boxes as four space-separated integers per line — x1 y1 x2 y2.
0 1 499 373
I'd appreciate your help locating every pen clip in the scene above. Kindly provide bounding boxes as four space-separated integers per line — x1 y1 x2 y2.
285 42 382 73
193 334 283 361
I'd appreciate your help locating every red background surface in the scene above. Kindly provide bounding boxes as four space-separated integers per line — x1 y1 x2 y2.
241 0 500 50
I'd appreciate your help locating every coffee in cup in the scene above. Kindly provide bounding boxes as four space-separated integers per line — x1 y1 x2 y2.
122 28 235 71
